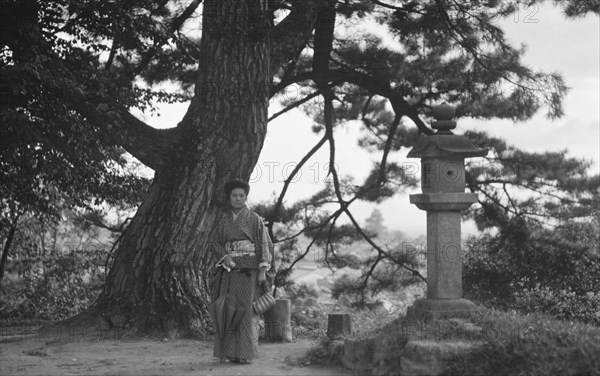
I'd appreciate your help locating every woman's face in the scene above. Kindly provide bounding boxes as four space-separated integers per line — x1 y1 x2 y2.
229 187 247 209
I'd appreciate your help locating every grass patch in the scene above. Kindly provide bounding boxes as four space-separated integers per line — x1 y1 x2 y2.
286 306 407 368
443 309 600 376
296 307 600 375
373 309 600 376
345 306 404 341
284 334 342 367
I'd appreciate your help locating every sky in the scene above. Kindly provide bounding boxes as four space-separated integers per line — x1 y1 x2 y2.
142 4 599 238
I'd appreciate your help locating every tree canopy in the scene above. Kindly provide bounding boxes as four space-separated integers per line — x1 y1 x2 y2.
2 0 596 214
1 0 598 334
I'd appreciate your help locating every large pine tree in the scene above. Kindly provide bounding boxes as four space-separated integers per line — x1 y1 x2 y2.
1 0 597 336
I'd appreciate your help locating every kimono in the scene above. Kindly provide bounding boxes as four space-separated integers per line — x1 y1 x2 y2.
210 205 275 362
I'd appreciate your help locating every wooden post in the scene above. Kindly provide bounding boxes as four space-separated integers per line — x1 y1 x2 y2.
264 299 292 342
327 312 351 339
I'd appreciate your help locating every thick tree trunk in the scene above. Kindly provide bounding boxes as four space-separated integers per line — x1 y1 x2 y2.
0 219 18 288
62 0 272 338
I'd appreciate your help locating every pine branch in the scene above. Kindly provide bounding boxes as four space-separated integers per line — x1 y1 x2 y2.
267 135 328 239
317 70 427 295
270 0 320 73
370 0 403 11
76 100 180 170
128 0 203 78
323 211 343 272
274 208 343 296
359 253 383 297
378 112 401 182
473 179 584 205
272 69 435 135
268 89 324 122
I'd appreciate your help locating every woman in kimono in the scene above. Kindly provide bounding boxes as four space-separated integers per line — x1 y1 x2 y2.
210 179 275 363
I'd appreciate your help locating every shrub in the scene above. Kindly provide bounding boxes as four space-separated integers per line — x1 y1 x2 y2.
345 305 403 341
463 216 600 326
444 309 600 376
286 334 341 367
344 308 600 376
283 283 328 338
0 246 109 322
513 288 600 326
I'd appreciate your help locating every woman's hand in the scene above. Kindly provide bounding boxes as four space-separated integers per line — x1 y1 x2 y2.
258 267 266 283
223 255 236 268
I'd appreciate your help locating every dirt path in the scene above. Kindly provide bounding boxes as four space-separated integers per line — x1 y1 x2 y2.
0 334 351 376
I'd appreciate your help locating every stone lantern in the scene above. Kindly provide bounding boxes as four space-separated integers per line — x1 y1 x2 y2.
406 103 488 320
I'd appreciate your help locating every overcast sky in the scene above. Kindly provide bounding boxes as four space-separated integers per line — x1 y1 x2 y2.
144 4 599 237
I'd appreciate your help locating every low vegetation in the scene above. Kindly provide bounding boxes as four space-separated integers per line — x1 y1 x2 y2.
443 309 600 376
293 307 600 376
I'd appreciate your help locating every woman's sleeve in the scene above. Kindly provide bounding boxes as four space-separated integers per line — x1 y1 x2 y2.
258 221 273 271
212 219 234 271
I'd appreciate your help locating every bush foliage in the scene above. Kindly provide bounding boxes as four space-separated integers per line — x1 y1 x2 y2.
463 215 600 326
0 245 108 322
443 309 600 376
304 308 600 376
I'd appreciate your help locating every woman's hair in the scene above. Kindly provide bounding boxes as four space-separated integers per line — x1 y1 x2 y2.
224 179 250 197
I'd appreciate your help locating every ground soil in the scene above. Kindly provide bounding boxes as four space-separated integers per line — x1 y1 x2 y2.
0 331 351 376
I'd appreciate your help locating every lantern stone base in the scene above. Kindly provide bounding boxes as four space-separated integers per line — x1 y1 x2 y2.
406 298 479 321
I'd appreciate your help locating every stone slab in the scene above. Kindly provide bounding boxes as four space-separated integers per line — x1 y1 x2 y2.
407 298 479 321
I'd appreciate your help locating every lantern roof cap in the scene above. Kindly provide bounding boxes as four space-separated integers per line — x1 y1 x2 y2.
407 103 488 159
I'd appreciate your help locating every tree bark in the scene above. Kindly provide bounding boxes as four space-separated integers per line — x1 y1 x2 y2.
0 218 18 289
63 0 273 338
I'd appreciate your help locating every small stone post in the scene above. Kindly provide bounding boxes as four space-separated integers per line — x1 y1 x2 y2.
264 299 293 342
327 312 352 339
406 103 488 320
